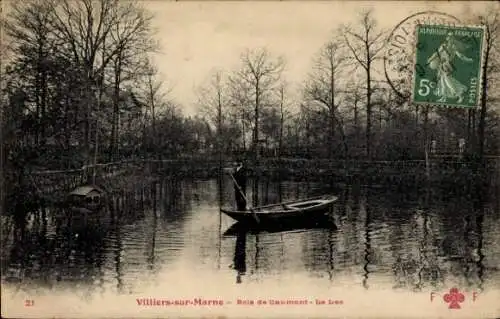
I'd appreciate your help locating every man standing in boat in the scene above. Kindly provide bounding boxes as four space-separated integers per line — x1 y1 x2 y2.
232 161 247 211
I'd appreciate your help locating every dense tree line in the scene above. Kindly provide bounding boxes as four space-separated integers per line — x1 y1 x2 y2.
2 0 154 169
197 8 500 162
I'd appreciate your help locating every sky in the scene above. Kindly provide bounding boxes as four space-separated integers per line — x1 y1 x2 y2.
143 0 497 116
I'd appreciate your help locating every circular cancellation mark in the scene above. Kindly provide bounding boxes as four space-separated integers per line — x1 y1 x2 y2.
384 11 462 99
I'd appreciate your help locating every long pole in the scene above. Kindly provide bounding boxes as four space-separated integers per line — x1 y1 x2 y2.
228 172 259 224
0 0 4 216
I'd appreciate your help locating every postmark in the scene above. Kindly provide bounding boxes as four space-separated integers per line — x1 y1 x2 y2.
384 11 461 99
411 24 486 108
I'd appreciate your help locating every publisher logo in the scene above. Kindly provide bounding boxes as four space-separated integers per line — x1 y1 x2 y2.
430 288 479 310
443 288 465 309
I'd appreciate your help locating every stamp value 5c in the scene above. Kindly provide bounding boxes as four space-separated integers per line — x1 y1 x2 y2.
412 24 486 108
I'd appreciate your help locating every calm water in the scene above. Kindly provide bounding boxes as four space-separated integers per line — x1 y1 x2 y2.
1 176 500 312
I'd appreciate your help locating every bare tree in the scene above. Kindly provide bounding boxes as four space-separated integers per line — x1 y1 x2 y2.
3 0 60 146
342 9 385 159
227 74 252 153
196 68 228 162
304 38 349 158
196 69 226 133
141 63 165 159
338 81 365 157
228 48 285 161
277 82 288 159
107 1 156 160
259 82 291 158
474 10 500 160
343 81 363 130
48 0 155 162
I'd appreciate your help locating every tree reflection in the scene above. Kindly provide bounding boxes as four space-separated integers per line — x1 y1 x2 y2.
146 181 158 270
362 202 372 289
327 230 335 281
3 176 496 295
471 187 486 292
217 170 224 270
233 232 247 284
4 203 108 289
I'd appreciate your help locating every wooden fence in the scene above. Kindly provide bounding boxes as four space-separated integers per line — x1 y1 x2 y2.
27 156 500 199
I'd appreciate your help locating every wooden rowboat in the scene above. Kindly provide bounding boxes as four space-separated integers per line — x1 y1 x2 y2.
221 195 338 225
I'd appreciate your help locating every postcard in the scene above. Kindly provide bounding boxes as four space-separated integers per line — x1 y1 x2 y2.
1 0 499 318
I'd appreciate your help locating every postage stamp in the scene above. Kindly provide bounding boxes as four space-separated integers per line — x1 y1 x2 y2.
384 11 461 99
411 24 486 108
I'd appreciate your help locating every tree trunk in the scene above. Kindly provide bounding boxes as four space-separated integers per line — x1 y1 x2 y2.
379 104 382 131
35 42 44 146
278 97 284 160
354 99 358 129
241 113 246 153
111 58 121 162
253 82 260 162
84 69 93 165
217 90 222 167
366 64 372 159
423 106 429 156
39 51 48 147
64 95 71 166
84 94 91 163
329 112 335 158
330 60 336 159
467 109 472 152
478 35 490 162
147 73 158 160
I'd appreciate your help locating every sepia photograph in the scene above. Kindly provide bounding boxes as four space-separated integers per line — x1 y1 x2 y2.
1 0 499 318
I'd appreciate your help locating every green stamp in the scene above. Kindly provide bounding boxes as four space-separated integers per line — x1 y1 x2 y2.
412 24 486 108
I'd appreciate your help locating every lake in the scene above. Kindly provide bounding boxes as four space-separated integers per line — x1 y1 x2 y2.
1 176 500 318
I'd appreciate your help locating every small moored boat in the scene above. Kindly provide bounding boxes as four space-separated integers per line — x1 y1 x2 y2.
221 195 338 225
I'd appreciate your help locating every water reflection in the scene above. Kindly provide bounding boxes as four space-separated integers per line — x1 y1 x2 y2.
363 202 372 289
1 175 500 298
3 207 109 291
233 232 246 284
